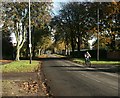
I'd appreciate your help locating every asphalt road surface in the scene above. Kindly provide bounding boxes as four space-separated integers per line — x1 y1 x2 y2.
42 55 119 96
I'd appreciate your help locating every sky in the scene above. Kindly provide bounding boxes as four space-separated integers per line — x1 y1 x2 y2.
52 0 78 15
52 1 61 15
52 0 68 15
52 0 93 15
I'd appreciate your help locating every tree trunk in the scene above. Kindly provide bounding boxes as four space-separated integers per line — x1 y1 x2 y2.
77 20 80 52
111 34 115 50
69 24 75 54
26 28 29 58
77 36 80 52
71 37 75 54
38 49 40 56
40 49 42 55
25 46 29 58
32 45 36 58
16 48 20 61
15 23 26 61
32 26 35 58
65 36 69 55
80 35 82 50
77 34 82 52
65 44 67 55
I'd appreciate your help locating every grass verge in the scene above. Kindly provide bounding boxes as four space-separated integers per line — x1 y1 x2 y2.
72 58 120 65
38 54 48 58
53 54 120 65
53 54 66 57
0 60 40 73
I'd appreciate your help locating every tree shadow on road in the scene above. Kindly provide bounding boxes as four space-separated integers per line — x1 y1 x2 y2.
51 65 119 74
32 57 119 74
34 57 69 61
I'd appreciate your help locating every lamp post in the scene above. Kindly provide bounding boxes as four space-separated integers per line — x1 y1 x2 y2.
97 4 100 61
29 0 32 64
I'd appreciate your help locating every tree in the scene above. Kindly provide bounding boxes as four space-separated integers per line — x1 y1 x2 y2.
51 1 120 53
2 2 52 60
2 2 29 60
51 2 95 53
88 2 120 50
31 25 52 57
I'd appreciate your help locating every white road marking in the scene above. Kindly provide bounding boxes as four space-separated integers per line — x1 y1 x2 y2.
81 73 101 83
100 72 118 77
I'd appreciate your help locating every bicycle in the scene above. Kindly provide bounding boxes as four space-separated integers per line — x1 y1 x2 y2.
85 58 91 67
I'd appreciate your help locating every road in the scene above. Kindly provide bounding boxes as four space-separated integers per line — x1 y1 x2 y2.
42 55 118 96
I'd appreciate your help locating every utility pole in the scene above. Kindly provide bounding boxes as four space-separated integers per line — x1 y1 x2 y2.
29 0 32 64
97 4 100 61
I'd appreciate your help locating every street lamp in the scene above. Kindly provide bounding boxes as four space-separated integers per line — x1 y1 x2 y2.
97 2 102 61
97 7 99 61
29 0 32 64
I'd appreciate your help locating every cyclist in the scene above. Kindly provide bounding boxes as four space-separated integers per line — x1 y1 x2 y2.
84 51 91 66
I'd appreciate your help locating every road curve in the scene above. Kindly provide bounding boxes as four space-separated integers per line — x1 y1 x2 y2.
42 55 118 96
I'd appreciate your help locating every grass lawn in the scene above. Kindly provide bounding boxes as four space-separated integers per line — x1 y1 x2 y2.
0 60 40 73
72 58 120 65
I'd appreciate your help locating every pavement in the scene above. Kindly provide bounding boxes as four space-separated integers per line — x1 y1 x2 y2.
1 63 48 97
